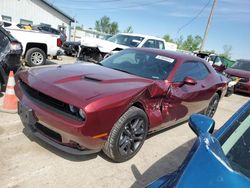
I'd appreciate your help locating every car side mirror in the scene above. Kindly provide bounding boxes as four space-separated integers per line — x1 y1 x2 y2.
183 76 197 85
189 114 215 136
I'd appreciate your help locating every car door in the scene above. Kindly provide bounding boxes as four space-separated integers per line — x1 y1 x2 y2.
161 61 212 126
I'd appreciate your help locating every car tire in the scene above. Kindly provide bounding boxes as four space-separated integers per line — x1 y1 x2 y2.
205 93 220 118
103 106 148 162
25 48 46 67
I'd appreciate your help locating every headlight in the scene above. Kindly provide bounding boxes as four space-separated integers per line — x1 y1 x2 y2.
79 109 86 120
69 105 86 121
69 105 78 113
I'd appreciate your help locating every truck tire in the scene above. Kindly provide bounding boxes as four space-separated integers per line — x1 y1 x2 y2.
25 48 46 67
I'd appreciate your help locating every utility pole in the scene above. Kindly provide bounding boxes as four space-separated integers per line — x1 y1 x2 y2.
200 0 217 51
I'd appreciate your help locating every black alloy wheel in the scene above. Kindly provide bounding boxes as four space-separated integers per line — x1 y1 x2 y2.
118 117 146 156
103 106 148 162
206 93 220 118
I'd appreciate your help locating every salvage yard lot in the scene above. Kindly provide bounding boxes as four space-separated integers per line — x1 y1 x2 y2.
0 56 249 188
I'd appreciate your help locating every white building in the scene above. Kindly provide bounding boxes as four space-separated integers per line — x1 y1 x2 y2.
0 0 74 39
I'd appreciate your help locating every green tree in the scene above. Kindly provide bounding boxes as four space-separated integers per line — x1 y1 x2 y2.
163 34 174 43
175 35 184 49
109 22 119 35
124 26 133 33
220 45 232 59
95 16 119 34
180 35 202 51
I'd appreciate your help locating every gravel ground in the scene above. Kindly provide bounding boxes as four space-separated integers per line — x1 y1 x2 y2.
0 56 249 187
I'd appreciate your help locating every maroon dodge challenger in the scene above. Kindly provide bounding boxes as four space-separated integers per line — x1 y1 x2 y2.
15 48 228 162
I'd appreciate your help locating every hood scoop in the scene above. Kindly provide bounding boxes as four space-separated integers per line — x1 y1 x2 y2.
54 75 102 84
83 76 103 82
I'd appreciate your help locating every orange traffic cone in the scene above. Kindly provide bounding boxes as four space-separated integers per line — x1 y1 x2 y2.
1 71 18 113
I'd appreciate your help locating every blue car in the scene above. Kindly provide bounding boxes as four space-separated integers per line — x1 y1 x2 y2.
148 100 250 188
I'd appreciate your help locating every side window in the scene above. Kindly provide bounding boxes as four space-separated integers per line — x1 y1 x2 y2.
155 40 165 49
197 62 210 79
142 39 156 48
2 15 12 22
20 19 33 25
214 56 222 66
173 61 210 82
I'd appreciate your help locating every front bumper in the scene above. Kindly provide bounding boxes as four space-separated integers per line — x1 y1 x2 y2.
17 101 102 155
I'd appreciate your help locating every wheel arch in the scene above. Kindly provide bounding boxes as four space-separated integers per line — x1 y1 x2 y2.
24 43 47 57
216 90 222 99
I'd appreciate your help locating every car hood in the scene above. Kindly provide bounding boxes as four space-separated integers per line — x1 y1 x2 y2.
17 63 166 108
148 134 250 188
81 36 129 53
225 68 250 78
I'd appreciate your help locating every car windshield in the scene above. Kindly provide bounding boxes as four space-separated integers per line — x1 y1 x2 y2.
231 60 250 71
221 105 250 178
101 49 176 80
107 34 144 47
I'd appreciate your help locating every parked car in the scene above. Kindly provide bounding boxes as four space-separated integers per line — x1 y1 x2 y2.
0 25 22 92
208 54 235 72
148 100 250 188
194 51 236 96
77 33 176 63
62 41 80 56
15 48 228 162
194 51 235 73
3 21 62 66
225 59 250 94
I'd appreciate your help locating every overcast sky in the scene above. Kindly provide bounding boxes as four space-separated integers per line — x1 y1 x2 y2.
48 0 250 60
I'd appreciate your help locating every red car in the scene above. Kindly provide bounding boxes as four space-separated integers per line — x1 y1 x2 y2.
15 48 228 162
225 59 250 94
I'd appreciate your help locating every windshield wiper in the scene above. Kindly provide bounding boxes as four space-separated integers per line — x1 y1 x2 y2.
112 68 131 74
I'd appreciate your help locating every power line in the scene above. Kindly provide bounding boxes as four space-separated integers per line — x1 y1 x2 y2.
177 0 211 34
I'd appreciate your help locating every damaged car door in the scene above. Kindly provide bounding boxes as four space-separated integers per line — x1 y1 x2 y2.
161 61 215 127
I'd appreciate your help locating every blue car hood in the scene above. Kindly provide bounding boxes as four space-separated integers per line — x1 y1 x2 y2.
148 134 250 188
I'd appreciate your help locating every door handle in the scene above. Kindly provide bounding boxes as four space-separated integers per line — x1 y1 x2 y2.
201 84 205 88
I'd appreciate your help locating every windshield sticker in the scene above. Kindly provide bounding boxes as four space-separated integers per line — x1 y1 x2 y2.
155 55 175 63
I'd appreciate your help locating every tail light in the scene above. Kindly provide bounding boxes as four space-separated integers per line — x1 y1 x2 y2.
10 42 22 51
57 38 62 47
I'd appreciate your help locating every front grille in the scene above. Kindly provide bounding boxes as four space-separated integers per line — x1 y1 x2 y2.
35 123 62 142
19 80 83 121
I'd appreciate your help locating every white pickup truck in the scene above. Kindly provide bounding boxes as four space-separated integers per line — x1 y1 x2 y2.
78 33 177 63
3 22 62 66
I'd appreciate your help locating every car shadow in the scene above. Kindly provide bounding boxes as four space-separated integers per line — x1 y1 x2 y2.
234 92 250 98
23 127 98 162
130 138 196 187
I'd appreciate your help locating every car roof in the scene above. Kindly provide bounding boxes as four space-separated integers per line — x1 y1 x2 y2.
118 33 165 41
127 47 205 62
